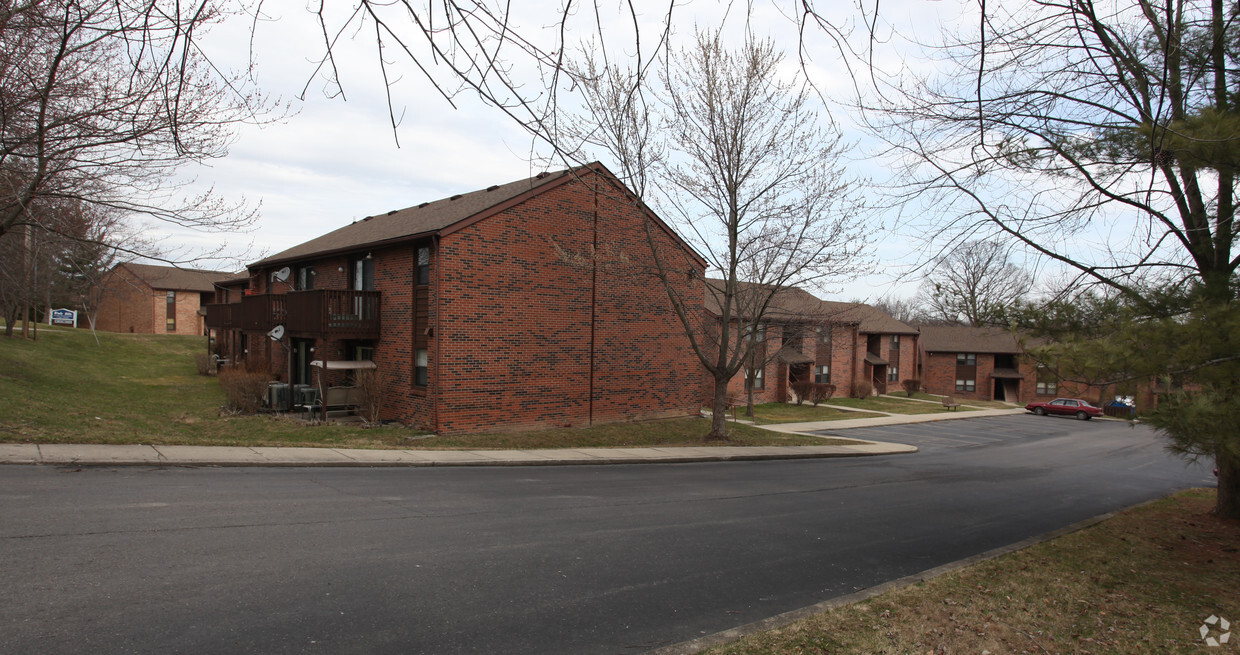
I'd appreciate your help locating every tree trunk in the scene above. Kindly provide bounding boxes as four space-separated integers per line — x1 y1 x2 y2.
745 372 755 418
707 375 731 442
1216 447 1240 520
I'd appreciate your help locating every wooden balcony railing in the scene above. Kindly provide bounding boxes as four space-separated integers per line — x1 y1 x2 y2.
203 303 237 330
203 289 381 339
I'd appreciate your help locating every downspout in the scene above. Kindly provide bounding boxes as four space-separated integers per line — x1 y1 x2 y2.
851 326 860 393
433 234 442 435
588 179 599 425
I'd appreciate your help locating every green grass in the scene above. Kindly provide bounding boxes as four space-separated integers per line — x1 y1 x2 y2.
734 402 885 424
828 395 979 414
707 488 1239 654
0 328 844 449
419 418 851 449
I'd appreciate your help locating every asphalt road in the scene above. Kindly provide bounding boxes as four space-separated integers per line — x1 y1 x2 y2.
0 416 1214 654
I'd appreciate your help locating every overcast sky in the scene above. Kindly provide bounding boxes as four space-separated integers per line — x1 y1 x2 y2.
160 1 980 302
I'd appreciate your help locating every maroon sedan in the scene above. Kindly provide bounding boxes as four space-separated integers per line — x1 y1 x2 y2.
1025 398 1105 420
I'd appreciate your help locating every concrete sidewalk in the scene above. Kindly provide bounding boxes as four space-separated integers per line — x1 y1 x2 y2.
0 407 1027 468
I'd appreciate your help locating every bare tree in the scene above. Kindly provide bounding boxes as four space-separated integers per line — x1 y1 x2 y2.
867 295 926 325
0 0 277 259
916 240 1030 326
562 31 867 441
867 0 1240 517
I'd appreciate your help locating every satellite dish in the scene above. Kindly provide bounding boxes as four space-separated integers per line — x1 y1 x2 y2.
267 325 285 341
272 267 291 283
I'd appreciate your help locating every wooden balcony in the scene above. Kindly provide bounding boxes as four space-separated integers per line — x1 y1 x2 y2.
203 303 237 330
204 290 381 339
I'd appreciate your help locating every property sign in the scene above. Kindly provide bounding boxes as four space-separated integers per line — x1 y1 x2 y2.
50 308 77 328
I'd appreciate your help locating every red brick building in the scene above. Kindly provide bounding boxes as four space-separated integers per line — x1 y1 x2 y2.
707 282 920 403
916 325 1043 403
206 163 707 434
94 263 231 335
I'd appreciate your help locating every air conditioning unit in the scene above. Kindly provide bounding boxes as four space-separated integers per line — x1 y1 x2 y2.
267 383 291 410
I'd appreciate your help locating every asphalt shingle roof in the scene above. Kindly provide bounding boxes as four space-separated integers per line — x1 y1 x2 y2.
117 263 234 292
252 168 584 267
918 325 1025 354
703 279 917 334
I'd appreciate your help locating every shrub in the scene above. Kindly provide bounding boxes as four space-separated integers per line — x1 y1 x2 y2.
355 369 387 423
194 353 215 376
850 380 874 398
809 383 835 406
790 380 815 405
901 378 921 397
219 369 270 414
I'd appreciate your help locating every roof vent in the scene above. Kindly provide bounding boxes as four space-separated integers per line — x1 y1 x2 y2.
387 210 398 215
536 171 550 179
418 202 430 208
486 185 499 192
450 194 462 201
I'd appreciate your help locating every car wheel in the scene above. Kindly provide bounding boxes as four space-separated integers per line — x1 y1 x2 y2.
1076 411 1090 420
1033 407 1046 416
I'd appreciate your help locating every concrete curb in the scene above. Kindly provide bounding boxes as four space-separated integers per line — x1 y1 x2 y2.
646 501 1151 655
0 441 918 468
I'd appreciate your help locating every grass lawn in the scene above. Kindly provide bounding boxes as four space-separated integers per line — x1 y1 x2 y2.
732 402 886 424
0 328 844 449
828 395 980 414
706 488 1239 655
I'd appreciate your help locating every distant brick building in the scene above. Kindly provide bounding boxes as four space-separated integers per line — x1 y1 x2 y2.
706 281 920 403
916 325 1041 403
94 263 231 335
206 163 707 434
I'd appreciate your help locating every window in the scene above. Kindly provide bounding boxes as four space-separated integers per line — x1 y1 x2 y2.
416 247 431 285
956 353 976 366
955 379 976 392
888 366 899 382
165 290 176 332
352 256 375 291
890 334 900 346
415 349 428 387
815 365 830 384
749 366 764 390
297 266 315 290
1036 381 1057 395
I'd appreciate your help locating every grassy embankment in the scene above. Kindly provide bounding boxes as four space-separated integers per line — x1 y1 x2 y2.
706 488 1239 655
0 327 846 449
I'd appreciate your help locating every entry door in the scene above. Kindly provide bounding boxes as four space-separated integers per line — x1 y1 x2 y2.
292 339 314 386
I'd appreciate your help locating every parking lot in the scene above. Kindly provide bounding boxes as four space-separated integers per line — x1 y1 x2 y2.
815 413 1124 451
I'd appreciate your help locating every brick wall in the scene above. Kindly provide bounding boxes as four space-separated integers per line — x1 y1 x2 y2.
921 350 1037 402
94 267 208 335
432 170 703 434
94 267 154 333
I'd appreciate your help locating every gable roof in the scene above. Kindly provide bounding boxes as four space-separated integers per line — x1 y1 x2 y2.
114 263 234 292
252 162 704 269
819 301 920 335
702 280 917 334
703 279 844 322
918 325 1024 354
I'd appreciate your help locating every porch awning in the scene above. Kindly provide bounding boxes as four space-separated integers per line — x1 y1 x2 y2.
864 353 888 366
310 359 377 370
990 367 1024 379
778 350 814 365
